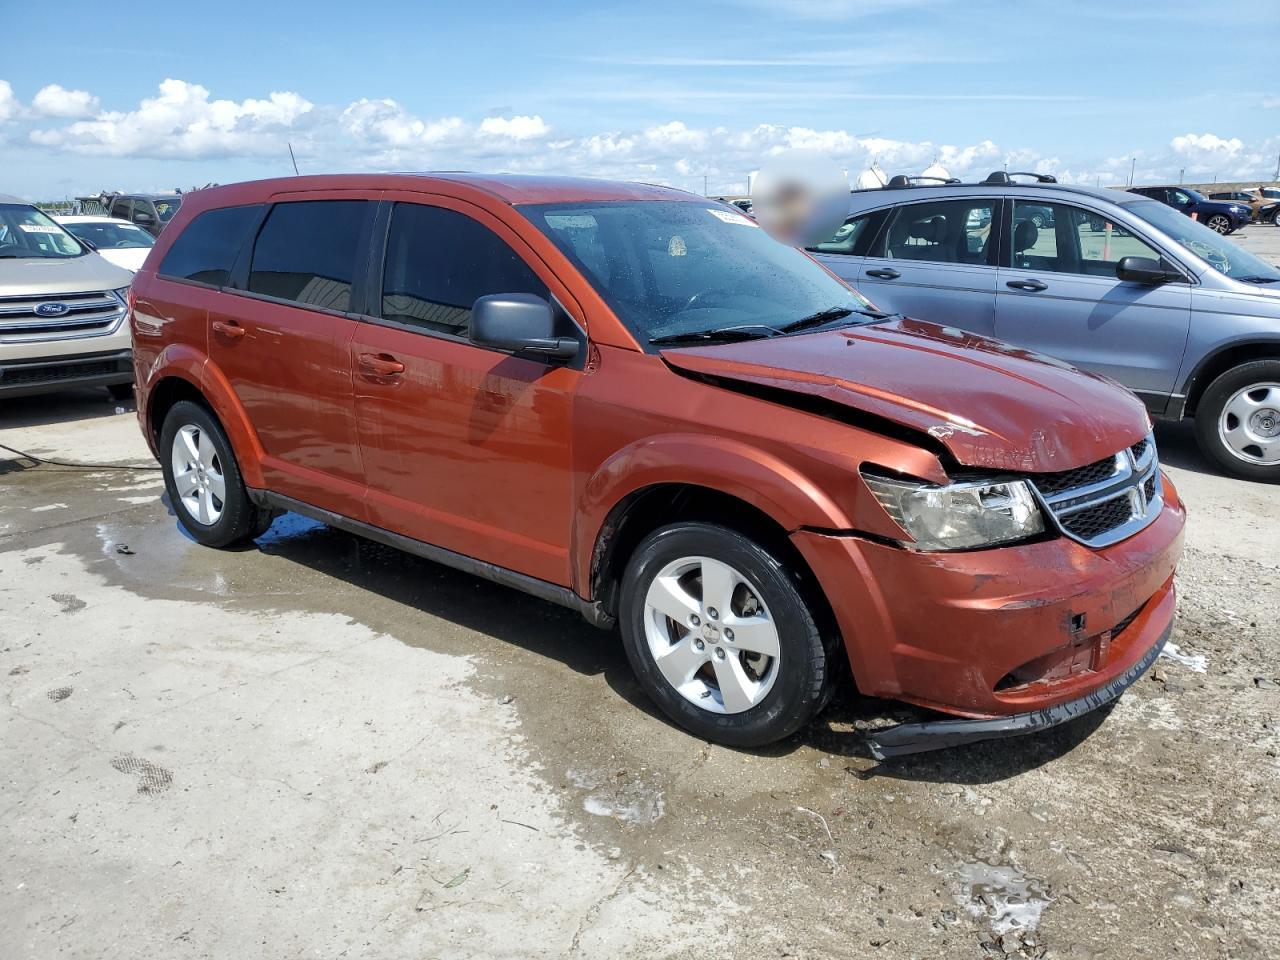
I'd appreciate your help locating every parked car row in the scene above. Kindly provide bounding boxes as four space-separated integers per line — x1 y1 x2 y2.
1208 187 1280 225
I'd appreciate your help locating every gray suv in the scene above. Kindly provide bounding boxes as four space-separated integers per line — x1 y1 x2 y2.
810 172 1280 481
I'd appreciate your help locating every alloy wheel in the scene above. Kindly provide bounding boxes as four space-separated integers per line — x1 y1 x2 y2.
1218 382 1280 465
642 555 781 714
171 424 226 525
1206 214 1231 234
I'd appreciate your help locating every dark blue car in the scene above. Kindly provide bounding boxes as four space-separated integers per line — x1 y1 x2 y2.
1128 186 1250 235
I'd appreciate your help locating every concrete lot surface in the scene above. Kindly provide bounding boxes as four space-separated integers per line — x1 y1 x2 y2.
2 229 1279 959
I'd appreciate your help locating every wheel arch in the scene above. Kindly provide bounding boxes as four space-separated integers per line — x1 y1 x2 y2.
145 355 266 488
1182 339 1280 417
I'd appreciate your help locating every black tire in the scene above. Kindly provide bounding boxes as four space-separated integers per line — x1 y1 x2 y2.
1271 209 1280 227
107 383 134 403
618 522 833 747
160 400 272 546
1193 359 1280 483
1204 213 1231 235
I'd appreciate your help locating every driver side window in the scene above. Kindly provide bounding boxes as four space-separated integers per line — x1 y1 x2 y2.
1010 202 1161 276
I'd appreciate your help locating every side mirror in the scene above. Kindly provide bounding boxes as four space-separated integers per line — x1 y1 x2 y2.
78 236 98 251
134 212 155 224
1116 256 1180 284
470 293 579 360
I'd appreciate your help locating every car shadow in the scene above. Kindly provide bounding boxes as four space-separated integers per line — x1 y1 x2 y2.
0 387 132 429
243 509 1118 783
1152 418 1217 475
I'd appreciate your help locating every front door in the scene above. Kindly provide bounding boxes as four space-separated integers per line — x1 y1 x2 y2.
850 197 1000 337
351 197 584 586
994 199 1191 410
209 196 374 515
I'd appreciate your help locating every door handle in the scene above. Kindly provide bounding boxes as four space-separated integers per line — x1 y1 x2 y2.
865 268 901 280
1006 279 1048 292
211 319 246 339
358 353 405 377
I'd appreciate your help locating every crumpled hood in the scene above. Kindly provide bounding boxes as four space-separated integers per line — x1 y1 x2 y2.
661 317 1151 472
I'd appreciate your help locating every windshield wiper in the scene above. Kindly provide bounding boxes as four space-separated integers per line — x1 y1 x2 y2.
778 305 897 334
649 323 781 346
1237 275 1279 284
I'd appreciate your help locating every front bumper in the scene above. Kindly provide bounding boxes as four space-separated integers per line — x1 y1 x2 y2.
865 621 1168 758
0 348 134 399
792 472 1184 725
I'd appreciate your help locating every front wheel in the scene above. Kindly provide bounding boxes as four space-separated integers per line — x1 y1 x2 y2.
1194 360 1280 482
1204 213 1232 234
1271 209 1280 227
619 522 833 747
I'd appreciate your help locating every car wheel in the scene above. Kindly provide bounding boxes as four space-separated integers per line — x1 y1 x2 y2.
1030 213 1045 228
1271 209 1280 227
1204 213 1231 234
618 522 833 747
160 400 272 546
1194 360 1280 482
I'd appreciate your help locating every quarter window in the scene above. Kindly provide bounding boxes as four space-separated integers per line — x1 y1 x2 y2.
873 200 995 265
248 200 372 311
158 204 262 287
1010 201 1161 277
380 203 548 335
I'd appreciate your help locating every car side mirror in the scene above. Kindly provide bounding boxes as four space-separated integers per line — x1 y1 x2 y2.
1116 256 1180 284
78 237 97 251
134 212 155 224
470 293 579 360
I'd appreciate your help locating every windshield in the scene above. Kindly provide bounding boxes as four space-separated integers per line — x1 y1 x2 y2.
62 220 155 250
1126 199 1280 282
153 198 182 221
0 204 86 259
523 200 877 345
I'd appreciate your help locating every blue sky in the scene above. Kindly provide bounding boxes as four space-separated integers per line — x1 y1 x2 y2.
2 0 1277 199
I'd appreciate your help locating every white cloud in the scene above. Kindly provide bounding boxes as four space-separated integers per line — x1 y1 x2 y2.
478 115 549 140
1261 95 1279 109
32 84 99 119
1170 132 1243 156
0 80 17 122
30 79 313 159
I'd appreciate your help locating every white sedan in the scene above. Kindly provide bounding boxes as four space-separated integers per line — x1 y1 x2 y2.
53 215 155 273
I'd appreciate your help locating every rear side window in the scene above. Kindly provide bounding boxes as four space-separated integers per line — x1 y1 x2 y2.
248 200 372 311
158 204 261 286
873 199 995 266
808 212 879 255
380 203 547 335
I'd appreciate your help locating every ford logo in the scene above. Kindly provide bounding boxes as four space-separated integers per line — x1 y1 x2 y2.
35 302 71 318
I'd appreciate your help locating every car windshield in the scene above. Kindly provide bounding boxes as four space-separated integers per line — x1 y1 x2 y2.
153 198 182 221
523 200 878 345
63 220 155 250
0 204 86 259
1126 200 1280 282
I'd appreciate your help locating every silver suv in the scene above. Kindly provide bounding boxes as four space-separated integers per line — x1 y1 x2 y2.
809 172 1280 482
1 195 135 401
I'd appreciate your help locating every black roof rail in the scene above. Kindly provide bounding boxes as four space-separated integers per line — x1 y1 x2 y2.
885 174 963 188
982 171 1058 185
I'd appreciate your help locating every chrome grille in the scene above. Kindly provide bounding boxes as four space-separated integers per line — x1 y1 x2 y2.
1027 433 1162 548
0 290 126 343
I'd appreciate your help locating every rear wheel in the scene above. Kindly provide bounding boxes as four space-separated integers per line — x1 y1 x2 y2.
160 400 273 546
1204 213 1232 234
1271 209 1280 227
619 522 833 747
1194 360 1280 482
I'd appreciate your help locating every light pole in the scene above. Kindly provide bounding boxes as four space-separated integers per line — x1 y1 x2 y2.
1128 157 1136 188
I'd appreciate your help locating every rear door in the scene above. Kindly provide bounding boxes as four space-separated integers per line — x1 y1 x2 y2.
209 194 376 515
350 195 585 585
994 199 1191 410
847 197 1000 337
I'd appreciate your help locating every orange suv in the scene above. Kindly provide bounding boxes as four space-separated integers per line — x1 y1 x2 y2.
130 174 1185 757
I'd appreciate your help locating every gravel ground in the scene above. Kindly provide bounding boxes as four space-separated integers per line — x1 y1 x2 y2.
2 227 1278 958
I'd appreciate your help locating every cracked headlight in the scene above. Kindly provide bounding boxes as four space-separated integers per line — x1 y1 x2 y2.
861 472 1045 551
